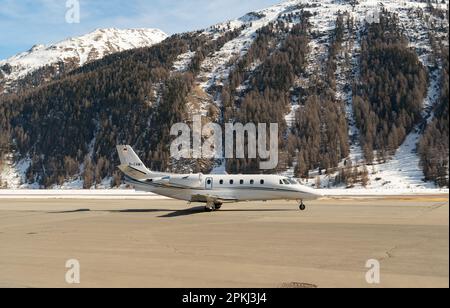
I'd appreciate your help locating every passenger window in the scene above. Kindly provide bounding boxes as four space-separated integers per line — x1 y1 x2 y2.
250 180 254 185
220 180 224 185
260 180 265 185
230 180 234 185
240 180 244 185
207 179 212 185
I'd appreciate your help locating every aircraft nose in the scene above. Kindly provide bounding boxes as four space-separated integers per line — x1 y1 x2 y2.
298 185 323 199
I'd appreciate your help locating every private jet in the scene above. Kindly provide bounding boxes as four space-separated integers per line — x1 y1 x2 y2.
117 145 322 212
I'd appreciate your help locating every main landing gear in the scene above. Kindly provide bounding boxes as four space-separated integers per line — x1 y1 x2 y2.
299 201 306 211
205 202 222 212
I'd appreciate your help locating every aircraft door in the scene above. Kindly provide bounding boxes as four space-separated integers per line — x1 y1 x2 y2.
205 177 213 190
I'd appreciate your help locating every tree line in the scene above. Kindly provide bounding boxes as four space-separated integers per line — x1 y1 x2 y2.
0 29 243 188
353 9 428 163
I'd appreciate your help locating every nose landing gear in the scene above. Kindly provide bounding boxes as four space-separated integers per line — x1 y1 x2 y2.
299 201 306 211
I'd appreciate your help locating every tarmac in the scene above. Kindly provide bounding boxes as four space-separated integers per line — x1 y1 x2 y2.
0 196 448 288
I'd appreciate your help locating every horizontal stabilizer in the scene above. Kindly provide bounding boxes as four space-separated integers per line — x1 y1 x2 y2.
118 164 150 181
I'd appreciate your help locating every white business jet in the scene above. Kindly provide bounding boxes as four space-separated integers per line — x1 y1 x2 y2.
117 145 322 212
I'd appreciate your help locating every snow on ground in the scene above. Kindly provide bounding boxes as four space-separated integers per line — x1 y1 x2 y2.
301 69 443 193
299 0 447 166
423 69 442 120
366 131 435 191
0 187 446 199
0 155 33 189
363 45 443 191
207 0 449 193
2 0 448 193
280 1 370 163
304 1 346 76
51 178 84 190
172 51 196 72
0 189 169 200
317 187 448 196
341 14 365 164
359 0 448 191
285 103 300 127
197 0 299 95
281 0 449 193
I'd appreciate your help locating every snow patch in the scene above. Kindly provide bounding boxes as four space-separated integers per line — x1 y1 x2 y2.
172 51 196 72
0 189 169 200
198 0 300 93
0 156 32 189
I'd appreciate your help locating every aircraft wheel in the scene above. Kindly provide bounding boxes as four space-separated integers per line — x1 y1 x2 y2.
205 204 215 212
299 202 306 211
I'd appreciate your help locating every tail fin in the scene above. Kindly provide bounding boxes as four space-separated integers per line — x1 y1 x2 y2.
116 145 151 175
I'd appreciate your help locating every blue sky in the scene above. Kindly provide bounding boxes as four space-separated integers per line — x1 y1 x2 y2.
0 0 281 60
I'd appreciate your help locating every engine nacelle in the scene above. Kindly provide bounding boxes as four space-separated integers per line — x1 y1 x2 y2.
149 174 203 188
169 174 203 188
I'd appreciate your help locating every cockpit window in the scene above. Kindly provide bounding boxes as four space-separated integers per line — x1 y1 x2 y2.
282 179 290 185
288 179 298 184
279 180 284 185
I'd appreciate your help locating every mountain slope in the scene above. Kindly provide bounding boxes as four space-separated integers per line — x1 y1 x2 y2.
0 28 167 94
0 0 448 190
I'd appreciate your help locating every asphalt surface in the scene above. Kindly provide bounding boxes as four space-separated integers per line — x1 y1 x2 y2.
0 196 448 288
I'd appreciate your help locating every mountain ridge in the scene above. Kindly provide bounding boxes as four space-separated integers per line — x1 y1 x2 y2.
0 0 448 191
0 28 168 94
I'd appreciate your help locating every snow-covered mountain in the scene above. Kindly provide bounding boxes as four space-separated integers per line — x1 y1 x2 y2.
0 28 167 93
0 0 448 192
193 0 449 192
